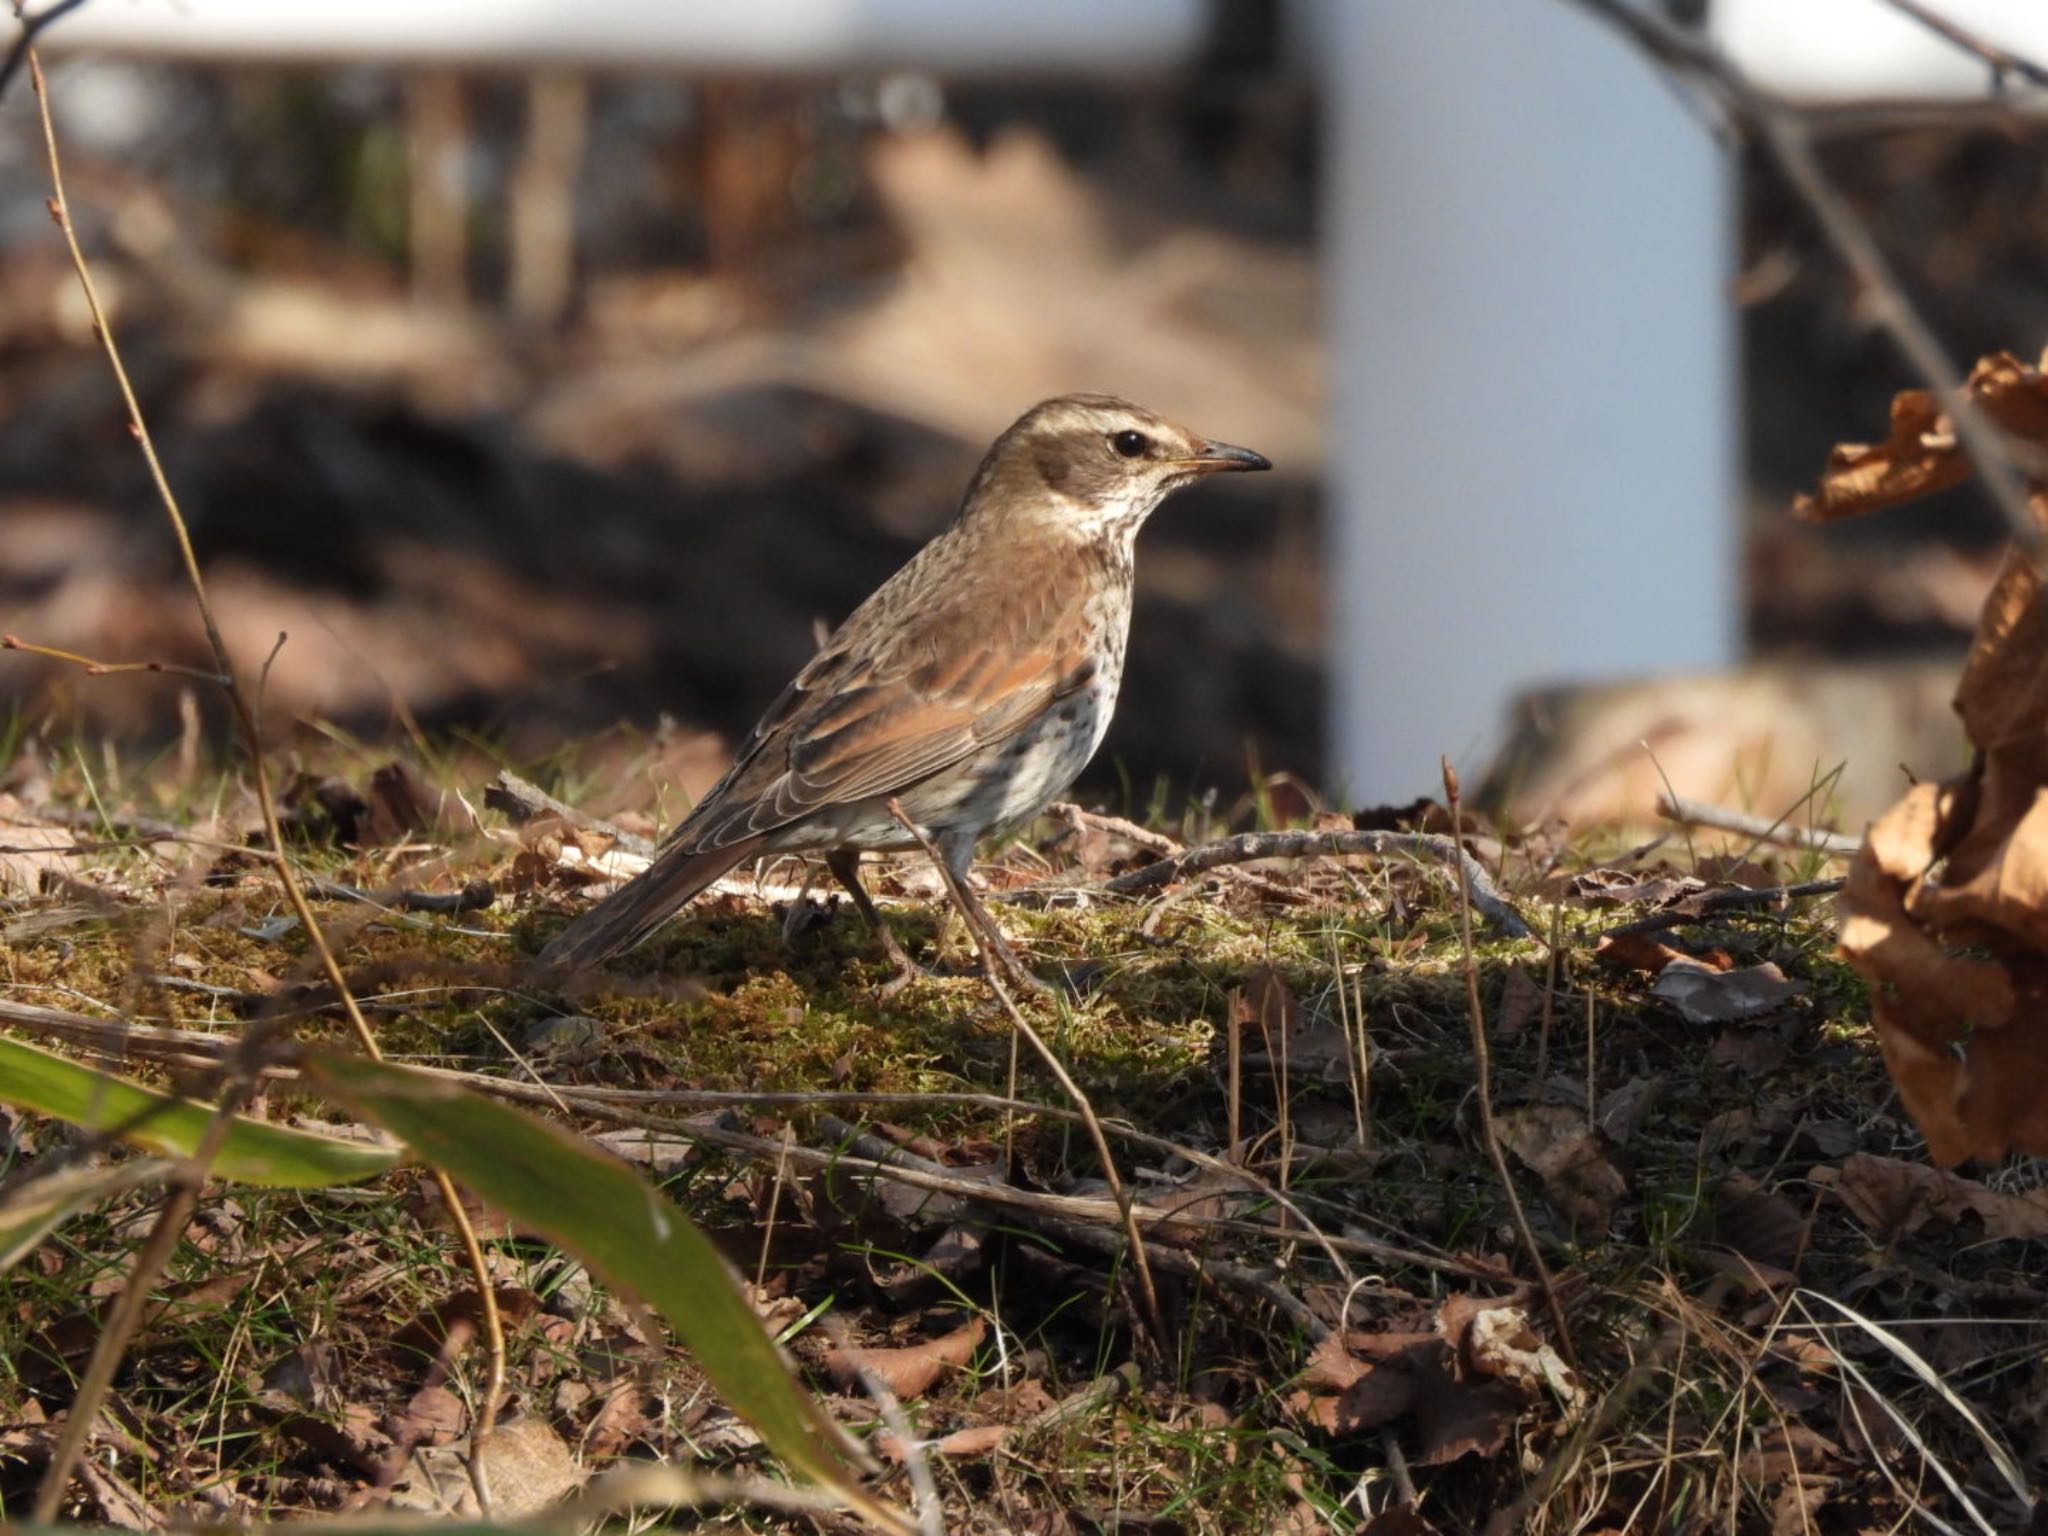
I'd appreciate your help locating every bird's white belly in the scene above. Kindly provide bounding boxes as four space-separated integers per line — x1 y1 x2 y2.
967 679 1114 834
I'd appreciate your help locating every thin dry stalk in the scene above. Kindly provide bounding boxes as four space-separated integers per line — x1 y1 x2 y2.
756 1121 797 1291
1585 977 1597 1136
1655 793 1859 858
19 41 505 1496
1440 757 1576 1368
1227 996 1244 1161
883 800 1171 1354
1537 902 1562 1088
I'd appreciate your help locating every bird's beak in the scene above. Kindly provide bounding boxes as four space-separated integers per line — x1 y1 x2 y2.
1181 439 1272 474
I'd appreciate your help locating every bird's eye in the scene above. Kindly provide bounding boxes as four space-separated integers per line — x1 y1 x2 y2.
1111 429 1150 458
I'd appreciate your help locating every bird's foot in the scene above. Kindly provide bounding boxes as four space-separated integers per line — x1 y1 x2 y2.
870 922 937 1001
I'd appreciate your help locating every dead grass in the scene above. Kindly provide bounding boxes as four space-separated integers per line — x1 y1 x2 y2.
2 733 2044 1533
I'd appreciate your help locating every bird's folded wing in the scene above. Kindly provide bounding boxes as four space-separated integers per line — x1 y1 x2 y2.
677 576 1097 852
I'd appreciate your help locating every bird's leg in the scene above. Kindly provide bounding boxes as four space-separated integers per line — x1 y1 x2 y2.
825 850 927 998
938 833 1051 996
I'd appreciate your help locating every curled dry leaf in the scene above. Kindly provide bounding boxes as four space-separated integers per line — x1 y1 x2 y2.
1802 353 2048 1165
824 1315 985 1401
1495 1105 1626 1239
1791 351 2048 523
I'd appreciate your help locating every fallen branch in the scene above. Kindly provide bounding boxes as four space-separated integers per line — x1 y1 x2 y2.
1100 829 1533 939
1655 794 1860 857
1601 877 1845 938
482 770 656 858
307 878 497 915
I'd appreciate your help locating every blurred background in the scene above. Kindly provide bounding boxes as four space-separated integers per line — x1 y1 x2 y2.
1 0 2045 829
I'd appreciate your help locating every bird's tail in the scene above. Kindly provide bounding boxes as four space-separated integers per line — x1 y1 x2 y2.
535 837 759 974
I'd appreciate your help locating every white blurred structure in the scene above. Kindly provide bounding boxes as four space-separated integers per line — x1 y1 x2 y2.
1323 0 1736 801
1320 0 2048 801
37 0 1208 73
1714 0 2048 101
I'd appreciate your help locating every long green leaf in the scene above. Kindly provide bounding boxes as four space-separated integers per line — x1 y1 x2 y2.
0 1035 399 1186
0 1158 171 1273
306 1052 902 1529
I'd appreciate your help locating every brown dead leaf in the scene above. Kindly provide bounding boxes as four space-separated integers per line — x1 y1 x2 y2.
1650 959 1803 1025
393 1417 584 1518
1593 932 1696 975
1792 383 1964 521
0 819 82 894
1712 1172 1806 1274
1495 1106 1627 1238
1570 869 1708 909
386 1383 467 1449
1495 964 1542 1035
1806 359 2048 1165
825 1316 985 1400
1828 1152 2048 1243
1231 965 1300 1038
877 1422 1014 1462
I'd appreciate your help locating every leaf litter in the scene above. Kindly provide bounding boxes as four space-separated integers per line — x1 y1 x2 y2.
0 742 2043 1533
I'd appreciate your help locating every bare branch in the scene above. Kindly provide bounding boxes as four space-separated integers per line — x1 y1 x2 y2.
1878 0 2048 91
1099 828 1533 938
1564 0 2046 559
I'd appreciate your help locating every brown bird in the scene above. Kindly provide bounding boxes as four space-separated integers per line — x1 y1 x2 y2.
538 394 1270 986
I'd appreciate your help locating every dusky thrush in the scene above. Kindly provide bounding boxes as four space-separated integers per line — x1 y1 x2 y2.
537 394 1270 986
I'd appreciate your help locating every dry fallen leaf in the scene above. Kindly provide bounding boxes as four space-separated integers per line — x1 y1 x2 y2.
0 818 82 895
1494 1107 1627 1239
1650 958 1803 1026
1803 357 2048 1165
825 1316 986 1401
1826 1152 2048 1243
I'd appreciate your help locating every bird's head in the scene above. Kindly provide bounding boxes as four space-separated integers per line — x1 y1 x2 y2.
961 394 1271 541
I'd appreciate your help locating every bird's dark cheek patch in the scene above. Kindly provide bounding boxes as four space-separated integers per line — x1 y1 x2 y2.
1034 433 1119 499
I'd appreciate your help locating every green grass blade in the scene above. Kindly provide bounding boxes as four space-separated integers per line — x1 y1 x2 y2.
0 1158 171 1273
0 1036 400 1187
305 1052 904 1529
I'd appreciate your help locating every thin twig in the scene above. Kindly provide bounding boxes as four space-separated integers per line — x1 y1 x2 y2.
1099 828 1532 939
1442 757 1576 1369
2 632 227 686
884 799 1172 1355
1655 794 1860 857
1877 0 2048 90
1564 0 2044 560
0 0 82 105
1600 877 1845 938
307 878 496 915
18 43 507 1502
